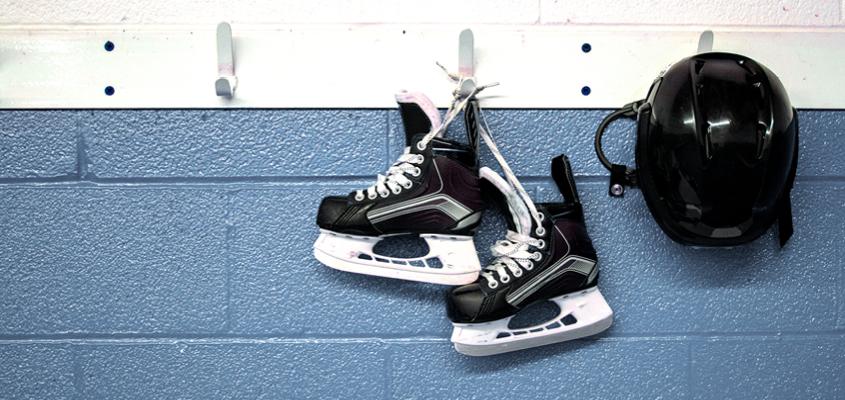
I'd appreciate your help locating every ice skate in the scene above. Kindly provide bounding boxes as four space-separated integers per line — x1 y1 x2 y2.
314 91 488 285
447 150 613 356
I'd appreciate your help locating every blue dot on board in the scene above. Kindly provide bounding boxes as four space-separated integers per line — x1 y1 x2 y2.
581 43 591 53
581 86 591 96
105 86 115 96
104 41 115 51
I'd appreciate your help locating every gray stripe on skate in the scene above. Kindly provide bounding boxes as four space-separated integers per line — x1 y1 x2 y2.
452 211 482 231
506 255 596 306
366 160 473 224
367 194 473 223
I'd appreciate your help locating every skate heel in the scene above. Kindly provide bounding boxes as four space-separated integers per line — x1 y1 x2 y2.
451 286 613 356
313 230 480 285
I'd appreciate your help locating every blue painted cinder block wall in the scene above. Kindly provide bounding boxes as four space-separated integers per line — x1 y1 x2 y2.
0 108 842 399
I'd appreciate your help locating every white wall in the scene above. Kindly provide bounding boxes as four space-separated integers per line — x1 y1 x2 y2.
1 0 842 26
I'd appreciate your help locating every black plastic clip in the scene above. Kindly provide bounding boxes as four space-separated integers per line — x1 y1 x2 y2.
609 164 636 197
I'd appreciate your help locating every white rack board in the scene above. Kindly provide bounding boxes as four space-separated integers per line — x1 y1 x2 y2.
0 25 843 109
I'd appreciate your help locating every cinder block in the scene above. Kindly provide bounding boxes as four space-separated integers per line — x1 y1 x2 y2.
799 112 845 177
540 0 840 26
0 0 538 24
389 340 689 399
391 0 539 23
840 251 845 330
0 344 75 400
78 342 386 399
84 110 388 178
536 181 843 334
0 111 79 179
0 188 228 334
229 186 448 335
691 337 845 400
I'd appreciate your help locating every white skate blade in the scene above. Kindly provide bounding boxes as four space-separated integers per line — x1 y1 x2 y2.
313 230 480 285
451 287 613 356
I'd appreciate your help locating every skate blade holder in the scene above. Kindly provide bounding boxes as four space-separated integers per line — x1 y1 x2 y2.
215 22 237 97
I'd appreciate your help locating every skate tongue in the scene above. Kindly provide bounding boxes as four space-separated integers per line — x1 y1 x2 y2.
479 167 533 237
396 91 442 146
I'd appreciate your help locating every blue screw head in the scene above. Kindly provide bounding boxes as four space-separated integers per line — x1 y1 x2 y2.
581 86 591 96
104 41 115 51
581 43 591 53
104 86 115 96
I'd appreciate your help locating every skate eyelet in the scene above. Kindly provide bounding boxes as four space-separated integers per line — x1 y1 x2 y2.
537 239 546 249
500 275 510 283
415 155 425 163
525 262 534 270
411 167 421 176
391 187 401 195
368 193 377 200
532 252 543 261
416 142 426 151
488 281 499 289
354 193 364 201
378 191 389 198
513 270 522 277
535 227 546 236
402 181 413 189
538 213 545 221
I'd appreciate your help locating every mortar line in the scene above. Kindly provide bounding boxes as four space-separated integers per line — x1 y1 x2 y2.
1 175 842 187
383 343 394 400
0 330 842 344
74 119 88 180
385 109 392 171
686 340 693 400
71 345 84 400
223 190 234 333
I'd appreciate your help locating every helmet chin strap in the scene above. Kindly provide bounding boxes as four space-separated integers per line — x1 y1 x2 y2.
594 100 644 197
777 109 799 248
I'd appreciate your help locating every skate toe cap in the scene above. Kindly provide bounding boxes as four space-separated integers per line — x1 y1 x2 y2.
316 196 349 228
447 283 484 323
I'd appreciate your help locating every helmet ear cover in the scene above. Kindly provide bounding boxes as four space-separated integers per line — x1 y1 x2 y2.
594 53 798 248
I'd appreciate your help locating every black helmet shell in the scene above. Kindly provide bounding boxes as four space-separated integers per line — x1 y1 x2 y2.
634 52 798 246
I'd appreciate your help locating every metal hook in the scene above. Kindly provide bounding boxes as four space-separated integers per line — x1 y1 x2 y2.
215 22 237 97
457 29 477 97
697 30 714 54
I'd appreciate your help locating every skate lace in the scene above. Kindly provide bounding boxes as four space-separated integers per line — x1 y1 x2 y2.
356 68 497 201
471 81 548 289
355 152 425 201
481 231 544 289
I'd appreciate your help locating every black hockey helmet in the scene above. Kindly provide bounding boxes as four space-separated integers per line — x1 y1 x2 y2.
595 52 799 247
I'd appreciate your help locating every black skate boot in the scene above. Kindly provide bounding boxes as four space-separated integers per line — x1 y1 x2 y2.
447 155 613 356
314 92 486 285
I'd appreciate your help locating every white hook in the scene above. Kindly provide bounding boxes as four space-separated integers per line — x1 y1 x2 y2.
457 28 477 97
697 30 714 54
215 22 237 97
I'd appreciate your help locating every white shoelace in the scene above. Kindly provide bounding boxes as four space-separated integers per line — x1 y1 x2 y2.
474 95 548 289
482 231 546 289
355 152 424 201
356 74 495 202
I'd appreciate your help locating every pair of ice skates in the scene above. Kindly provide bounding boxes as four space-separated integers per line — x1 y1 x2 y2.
313 88 613 356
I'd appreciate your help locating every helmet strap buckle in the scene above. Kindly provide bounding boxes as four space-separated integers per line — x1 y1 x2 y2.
609 164 636 197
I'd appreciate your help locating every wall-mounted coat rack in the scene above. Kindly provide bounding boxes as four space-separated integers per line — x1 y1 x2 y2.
0 25 843 109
